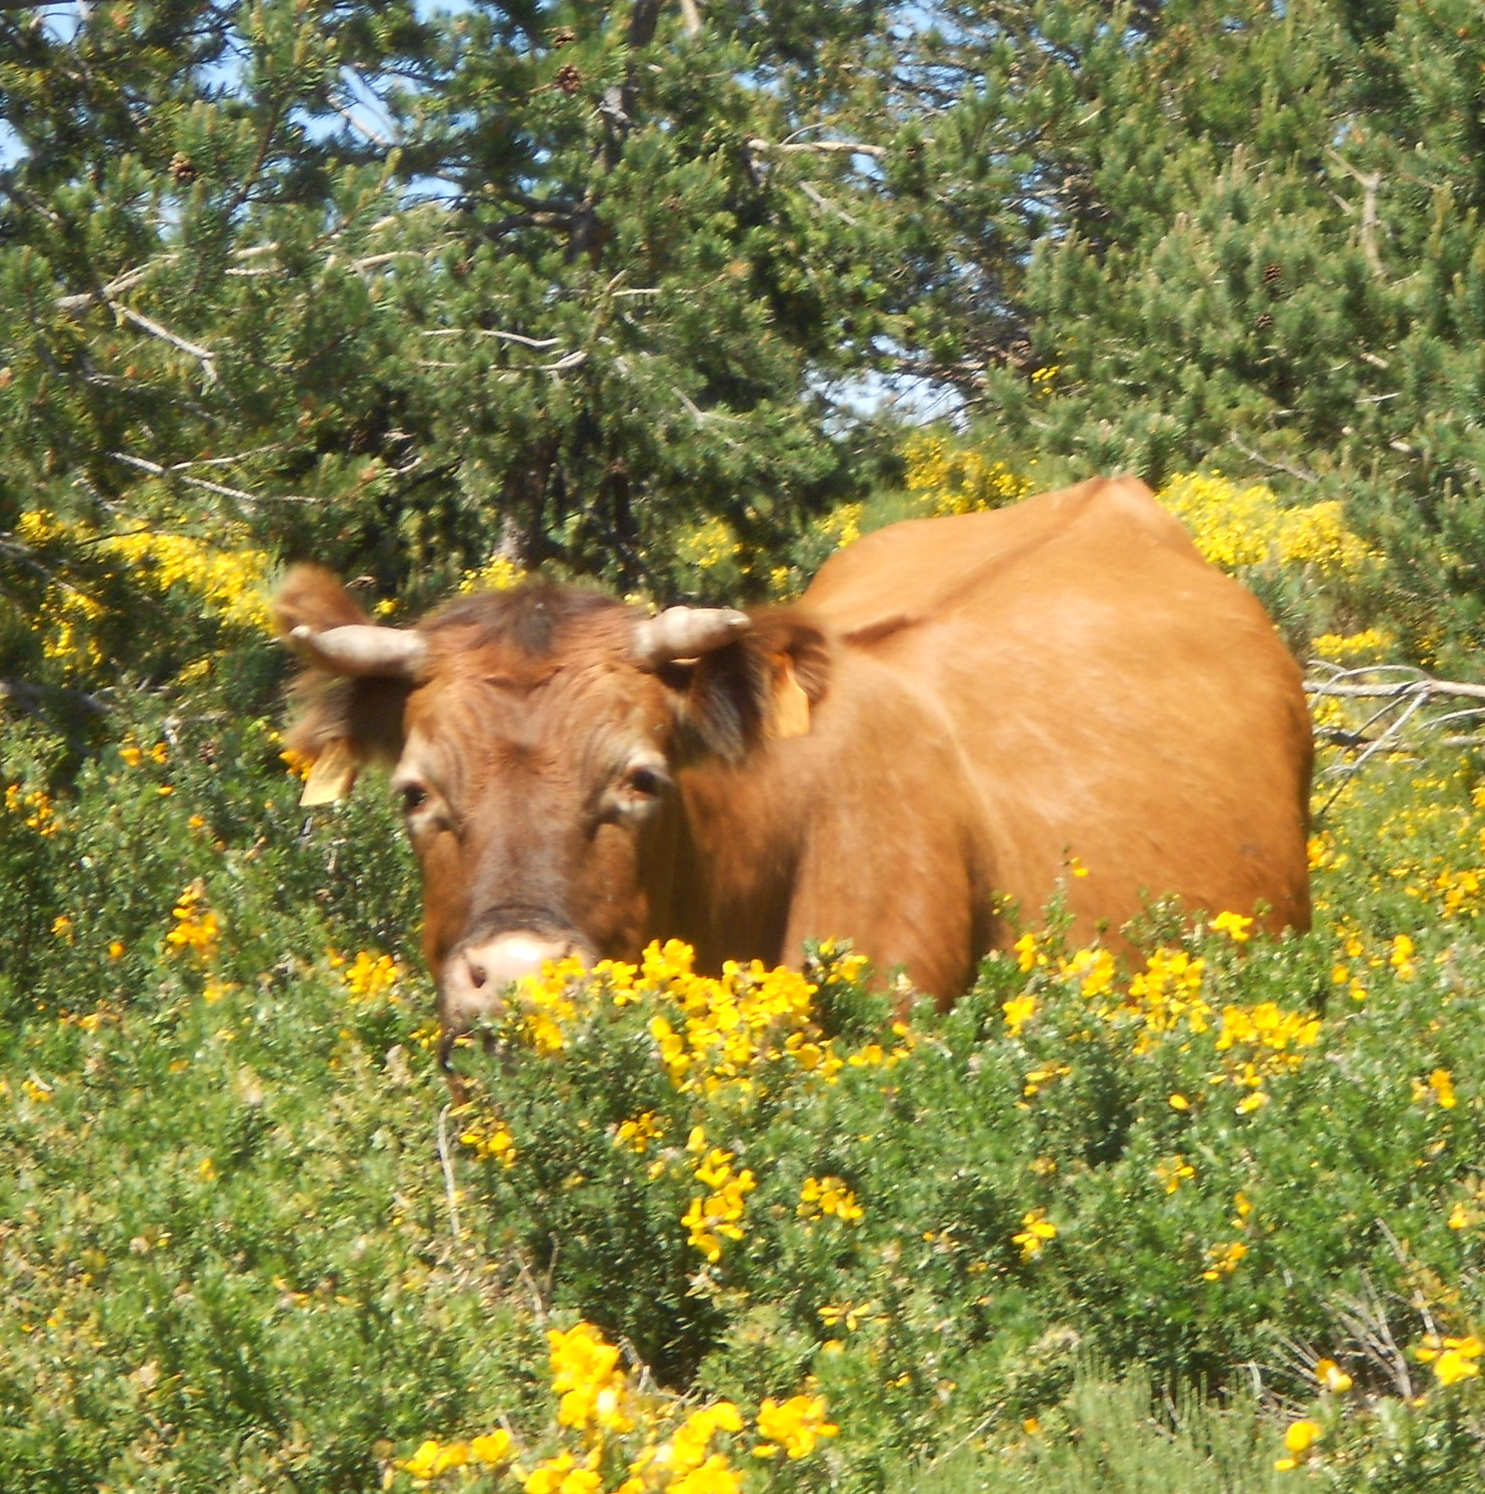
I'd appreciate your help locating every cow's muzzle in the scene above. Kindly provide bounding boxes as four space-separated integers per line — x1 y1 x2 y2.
437 928 592 1059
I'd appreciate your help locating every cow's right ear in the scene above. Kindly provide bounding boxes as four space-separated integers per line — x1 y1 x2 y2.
274 565 417 802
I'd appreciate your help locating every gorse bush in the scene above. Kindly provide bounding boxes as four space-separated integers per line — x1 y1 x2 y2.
7 451 1485 1489
10 651 1485 1490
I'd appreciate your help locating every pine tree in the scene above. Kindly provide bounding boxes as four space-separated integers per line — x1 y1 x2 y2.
0 0 910 729
892 0 1485 659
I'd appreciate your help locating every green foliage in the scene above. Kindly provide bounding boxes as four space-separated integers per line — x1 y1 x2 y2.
890 0 1485 663
16 1 1485 1488
12 668 1485 1488
893 1374 1290 1494
1 0 908 727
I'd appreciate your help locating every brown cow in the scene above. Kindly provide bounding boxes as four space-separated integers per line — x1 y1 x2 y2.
277 476 1312 1051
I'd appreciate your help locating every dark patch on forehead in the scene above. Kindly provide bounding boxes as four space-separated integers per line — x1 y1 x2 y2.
423 583 625 658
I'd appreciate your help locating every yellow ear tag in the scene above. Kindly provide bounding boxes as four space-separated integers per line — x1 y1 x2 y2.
300 738 359 806
771 657 811 740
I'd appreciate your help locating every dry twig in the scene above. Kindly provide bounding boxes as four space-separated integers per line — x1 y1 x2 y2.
1306 661 1485 817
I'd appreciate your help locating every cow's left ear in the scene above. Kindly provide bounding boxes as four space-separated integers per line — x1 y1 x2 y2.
664 608 832 764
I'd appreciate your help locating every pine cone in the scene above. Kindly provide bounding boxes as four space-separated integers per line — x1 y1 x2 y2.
169 152 197 184
555 62 583 95
1255 312 1275 332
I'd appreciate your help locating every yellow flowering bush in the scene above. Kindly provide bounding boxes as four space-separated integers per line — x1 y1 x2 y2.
1153 474 1375 578
1311 628 1397 664
460 555 527 593
17 507 271 675
901 434 1035 514
393 1321 836 1492
165 880 220 963
501 940 875 1102
339 949 403 1002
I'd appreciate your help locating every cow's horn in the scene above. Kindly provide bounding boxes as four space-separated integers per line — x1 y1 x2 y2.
288 623 427 679
632 606 752 667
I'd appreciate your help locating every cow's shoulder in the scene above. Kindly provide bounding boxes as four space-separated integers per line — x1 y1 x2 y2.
803 476 1203 641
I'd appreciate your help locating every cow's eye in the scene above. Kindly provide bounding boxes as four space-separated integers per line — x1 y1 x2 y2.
623 764 669 799
399 782 429 814
602 758 671 824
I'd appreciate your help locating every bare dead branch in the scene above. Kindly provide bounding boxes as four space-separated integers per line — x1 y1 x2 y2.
1329 150 1386 281
55 259 180 317
747 137 887 159
541 349 588 372
1306 662 1485 816
421 328 563 349
436 1105 464 1248
109 452 315 506
112 305 217 382
797 179 860 227
328 81 396 150
1227 429 1321 484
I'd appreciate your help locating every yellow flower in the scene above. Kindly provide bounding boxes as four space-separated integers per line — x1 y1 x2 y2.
459 1122 517 1167
342 950 401 1001
1285 1419 1321 1453
666 1402 743 1479
1209 911 1253 943
1156 1156 1195 1194
166 881 219 962
798 1176 863 1223
670 1453 742 1494
401 1439 470 1478
547 1323 632 1432
1002 993 1036 1036
753 1394 838 1459
1012 1208 1057 1261
1315 1358 1353 1393
524 1451 600 1494
818 1300 875 1332
1422 1335 1484 1386
1275 1417 1323 1466
1414 1068 1458 1109
1201 1241 1247 1281
614 1111 664 1153
470 1430 512 1465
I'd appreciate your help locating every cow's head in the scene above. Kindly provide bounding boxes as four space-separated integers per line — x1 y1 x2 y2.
275 566 827 1057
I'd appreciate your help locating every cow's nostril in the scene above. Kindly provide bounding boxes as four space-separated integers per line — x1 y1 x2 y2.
468 960 487 989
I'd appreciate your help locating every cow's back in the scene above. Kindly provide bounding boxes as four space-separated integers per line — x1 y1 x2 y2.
799 477 1312 953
